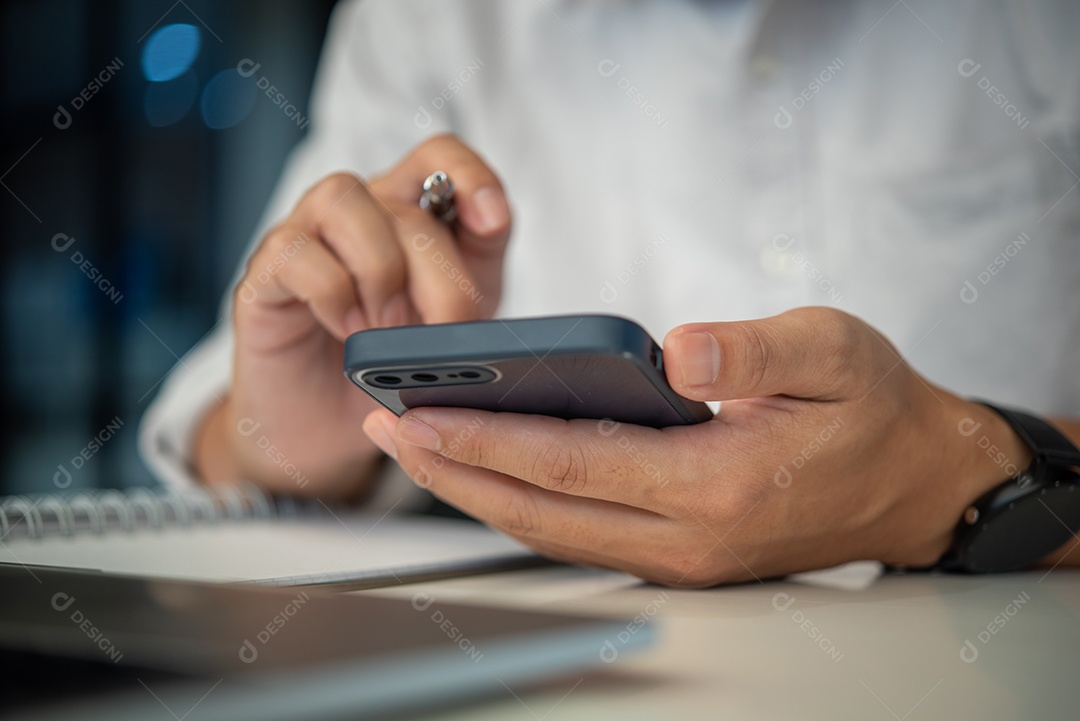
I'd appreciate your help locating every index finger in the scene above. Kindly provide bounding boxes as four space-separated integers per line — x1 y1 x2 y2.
370 133 512 261
392 407 684 513
289 174 407 329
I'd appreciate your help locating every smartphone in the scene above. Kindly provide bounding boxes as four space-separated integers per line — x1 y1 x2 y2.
344 314 712 427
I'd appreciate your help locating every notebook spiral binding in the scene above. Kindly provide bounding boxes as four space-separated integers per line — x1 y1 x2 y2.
0 482 304 540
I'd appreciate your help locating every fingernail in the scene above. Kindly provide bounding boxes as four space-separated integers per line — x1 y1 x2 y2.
472 186 509 234
365 415 398 460
380 292 409 327
397 416 441 450
677 332 721 387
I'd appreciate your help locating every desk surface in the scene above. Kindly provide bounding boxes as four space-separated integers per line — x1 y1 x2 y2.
365 564 1080 720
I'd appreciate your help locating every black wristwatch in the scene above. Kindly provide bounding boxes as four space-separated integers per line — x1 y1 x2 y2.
937 402 1080 573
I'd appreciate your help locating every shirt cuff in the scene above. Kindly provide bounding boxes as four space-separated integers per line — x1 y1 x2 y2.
138 325 233 490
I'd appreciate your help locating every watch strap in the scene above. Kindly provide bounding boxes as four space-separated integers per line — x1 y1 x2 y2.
932 402 1080 573
977 401 1080 467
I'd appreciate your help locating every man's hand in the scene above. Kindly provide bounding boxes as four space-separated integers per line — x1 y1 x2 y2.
196 135 511 497
362 307 1034 586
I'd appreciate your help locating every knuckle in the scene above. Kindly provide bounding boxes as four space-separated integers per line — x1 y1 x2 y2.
800 307 871 393
677 479 737 528
496 493 543 537
656 527 760 587
670 565 719 589
304 282 348 312
731 322 779 391
519 541 574 565
302 171 373 216
418 132 465 157
300 263 351 306
648 545 727 589
306 277 343 303
261 224 306 257
529 438 589 495
240 224 308 288
813 307 862 357
357 245 406 287
719 474 767 521
307 172 369 211
444 431 482 465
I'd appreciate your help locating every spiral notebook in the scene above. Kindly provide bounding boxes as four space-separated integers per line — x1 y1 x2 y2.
0 483 539 588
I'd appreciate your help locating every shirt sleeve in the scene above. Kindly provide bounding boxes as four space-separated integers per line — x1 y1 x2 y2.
138 0 451 489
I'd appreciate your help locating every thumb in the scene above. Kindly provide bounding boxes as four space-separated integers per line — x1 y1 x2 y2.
662 308 872 402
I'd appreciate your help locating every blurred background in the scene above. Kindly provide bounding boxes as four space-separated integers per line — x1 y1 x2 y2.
0 0 339 495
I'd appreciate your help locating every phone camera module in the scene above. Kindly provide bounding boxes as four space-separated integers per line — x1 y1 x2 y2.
363 367 496 390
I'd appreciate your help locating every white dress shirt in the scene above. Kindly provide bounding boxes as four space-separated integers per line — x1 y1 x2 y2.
140 0 1080 488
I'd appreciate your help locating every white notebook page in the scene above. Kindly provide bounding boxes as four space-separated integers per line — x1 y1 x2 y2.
0 513 535 587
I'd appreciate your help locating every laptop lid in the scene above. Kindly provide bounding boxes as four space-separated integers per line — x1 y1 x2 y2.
0 565 653 720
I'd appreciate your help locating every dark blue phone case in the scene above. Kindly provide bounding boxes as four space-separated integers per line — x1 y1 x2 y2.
343 315 713 428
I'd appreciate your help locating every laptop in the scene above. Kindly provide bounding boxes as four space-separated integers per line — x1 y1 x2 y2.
0 565 653 720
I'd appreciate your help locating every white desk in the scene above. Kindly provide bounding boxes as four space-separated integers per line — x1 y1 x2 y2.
366 565 1080 720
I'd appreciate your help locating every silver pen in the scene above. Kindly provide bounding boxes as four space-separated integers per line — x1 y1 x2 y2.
419 170 458 223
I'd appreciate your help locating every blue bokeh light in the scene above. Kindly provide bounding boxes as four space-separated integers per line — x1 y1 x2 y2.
200 69 257 129
142 24 201 82
144 70 198 127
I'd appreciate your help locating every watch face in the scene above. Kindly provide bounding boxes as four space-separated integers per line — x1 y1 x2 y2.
965 479 1080 573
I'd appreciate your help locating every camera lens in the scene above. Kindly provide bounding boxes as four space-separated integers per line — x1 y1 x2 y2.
373 375 401 385
411 373 439 383
459 370 481 379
